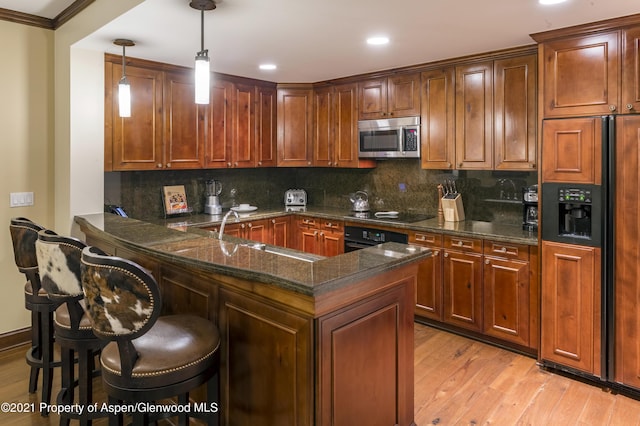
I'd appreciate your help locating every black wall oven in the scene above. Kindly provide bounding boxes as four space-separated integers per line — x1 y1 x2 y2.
344 225 408 252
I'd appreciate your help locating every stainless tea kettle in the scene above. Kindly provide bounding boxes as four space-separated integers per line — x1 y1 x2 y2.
350 191 370 212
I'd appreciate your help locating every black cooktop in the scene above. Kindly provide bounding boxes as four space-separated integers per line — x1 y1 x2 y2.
346 211 434 224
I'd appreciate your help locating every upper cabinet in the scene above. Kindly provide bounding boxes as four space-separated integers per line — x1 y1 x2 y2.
277 85 314 167
105 61 164 171
105 54 277 171
358 74 421 120
532 16 640 117
312 83 376 168
420 50 537 171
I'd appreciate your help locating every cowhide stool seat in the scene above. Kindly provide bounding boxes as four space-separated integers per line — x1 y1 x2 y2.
35 229 107 426
9 217 61 416
80 246 220 426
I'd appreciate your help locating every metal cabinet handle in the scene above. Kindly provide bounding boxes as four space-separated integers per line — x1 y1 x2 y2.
166 163 171 168
433 250 440 257
457 241 464 247
499 247 507 253
156 163 163 168
247 223 252 228
271 219 276 224
444 252 449 258
485 259 491 265
227 162 232 167
627 104 634 111
241 224 245 228
258 161 263 166
609 105 617 112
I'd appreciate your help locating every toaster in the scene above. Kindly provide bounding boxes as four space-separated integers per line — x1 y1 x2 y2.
285 189 307 207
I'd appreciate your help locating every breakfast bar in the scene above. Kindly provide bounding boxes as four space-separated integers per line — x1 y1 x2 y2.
74 213 431 426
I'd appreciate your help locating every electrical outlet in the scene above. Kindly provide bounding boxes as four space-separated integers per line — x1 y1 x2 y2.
10 192 34 207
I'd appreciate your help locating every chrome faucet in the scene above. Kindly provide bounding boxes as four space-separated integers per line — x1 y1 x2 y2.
219 209 239 240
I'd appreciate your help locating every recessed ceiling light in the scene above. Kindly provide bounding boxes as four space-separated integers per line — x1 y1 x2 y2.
539 0 567 4
367 36 389 46
259 64 277 70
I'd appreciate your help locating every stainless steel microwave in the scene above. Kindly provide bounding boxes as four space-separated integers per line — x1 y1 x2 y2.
358 116 420 159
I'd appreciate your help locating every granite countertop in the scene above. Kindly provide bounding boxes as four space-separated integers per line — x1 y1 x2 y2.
75 214 431 297
154 207 538 246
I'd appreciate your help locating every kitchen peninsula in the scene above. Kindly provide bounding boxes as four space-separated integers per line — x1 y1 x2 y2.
74 213 430 426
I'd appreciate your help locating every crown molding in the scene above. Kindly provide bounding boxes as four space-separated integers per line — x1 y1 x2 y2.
0 0 94 30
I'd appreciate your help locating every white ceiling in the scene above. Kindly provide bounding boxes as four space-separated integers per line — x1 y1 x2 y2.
2 0 640 82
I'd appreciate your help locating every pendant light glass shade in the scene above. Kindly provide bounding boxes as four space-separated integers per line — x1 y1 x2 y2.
190 1 216 105
195 52 210 104
113 39 135 118
118 76 131 117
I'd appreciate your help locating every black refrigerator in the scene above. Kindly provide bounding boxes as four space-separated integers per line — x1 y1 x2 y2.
540 114 640 396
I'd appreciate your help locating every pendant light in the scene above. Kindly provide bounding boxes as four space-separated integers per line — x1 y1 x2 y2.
113 39 135 117
190 0 216 104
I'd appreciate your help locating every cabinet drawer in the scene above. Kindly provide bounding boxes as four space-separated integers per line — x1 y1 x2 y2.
483 240 529 261
321 220 344 232
410 231 442 247
444 235 482 253
298 217 319 228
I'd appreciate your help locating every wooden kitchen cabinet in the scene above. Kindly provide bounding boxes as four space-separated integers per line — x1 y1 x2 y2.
358 73 421 120
105 60 164 171
294 217 343 257
541 117 602 184
270 216 291 248
493 54 537 170
540 241 601 376
410 231 443 321
443 235 484 332
256 85 278 167
163 70 205 169
533 17 640 117
420 68 455 170
455 61 493 169
313 83 376 168
204 78 234 168
277 85 314 166
482 240 530 347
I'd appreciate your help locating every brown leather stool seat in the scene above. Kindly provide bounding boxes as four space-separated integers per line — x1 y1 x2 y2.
80 246 220 426
9 217 61 416
36 229 107 426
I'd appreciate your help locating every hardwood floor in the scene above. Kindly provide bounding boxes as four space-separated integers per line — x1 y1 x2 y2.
2 323 640 425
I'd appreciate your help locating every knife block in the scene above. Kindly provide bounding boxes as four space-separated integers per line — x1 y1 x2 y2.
441 194 465 222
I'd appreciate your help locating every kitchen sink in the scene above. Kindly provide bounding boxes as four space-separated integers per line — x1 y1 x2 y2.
242 242 321 262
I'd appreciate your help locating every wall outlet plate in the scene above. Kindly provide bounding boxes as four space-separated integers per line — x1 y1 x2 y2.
10 192 34 207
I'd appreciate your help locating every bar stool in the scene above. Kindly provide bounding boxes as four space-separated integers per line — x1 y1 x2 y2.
80 246 220 426
35 229 107 426
9 217 60 416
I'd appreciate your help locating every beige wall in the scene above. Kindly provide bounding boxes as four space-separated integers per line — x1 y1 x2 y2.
0 21 54 334
0 0 143 335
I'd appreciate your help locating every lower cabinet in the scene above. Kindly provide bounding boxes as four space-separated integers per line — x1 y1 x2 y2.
412 231 537 350
294 217 344 256
443 236 484 333
540 240 601 376
202 216 291 247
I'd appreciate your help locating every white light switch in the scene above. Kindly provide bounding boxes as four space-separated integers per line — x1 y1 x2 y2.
10 192 34 207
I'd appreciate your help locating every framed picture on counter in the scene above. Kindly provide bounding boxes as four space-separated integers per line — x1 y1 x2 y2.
162 185 191 215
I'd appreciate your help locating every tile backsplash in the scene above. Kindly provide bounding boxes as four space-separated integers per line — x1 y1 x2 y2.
106 160 536 226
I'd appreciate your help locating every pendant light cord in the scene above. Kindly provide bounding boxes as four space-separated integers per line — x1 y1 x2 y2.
121 44 126 78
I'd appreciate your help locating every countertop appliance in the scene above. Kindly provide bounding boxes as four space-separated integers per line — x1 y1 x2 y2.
540 114 640 395
204 180 222 215
344 225 408 252
350 191 370 212
358 116 420 159
284 189 307 212
522 184 538 232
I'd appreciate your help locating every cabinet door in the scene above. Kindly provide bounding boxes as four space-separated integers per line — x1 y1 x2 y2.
163 71 205 169
108 63 164 171
299 227 321 255
443 250 483 332
387 73 421 118
233 83 256 168
358 78 387 119
246 219 269 244
494 54 537 170
205 79 234 168
333 83 368 168
455 62 493 169
410 232 443 320
540 241 601 376
277 87 313 166
483 256 530 346
622 28 640 114
256 85 277 167
614 114 640 389
321 231 343 257
313 86 333 166
541 31 619 117
420 68 455 170
219 288 312 426
270 216 291 248
541 117 602 184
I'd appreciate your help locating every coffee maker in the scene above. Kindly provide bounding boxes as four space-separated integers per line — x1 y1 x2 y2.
204 180 222 215
522 184 538 232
